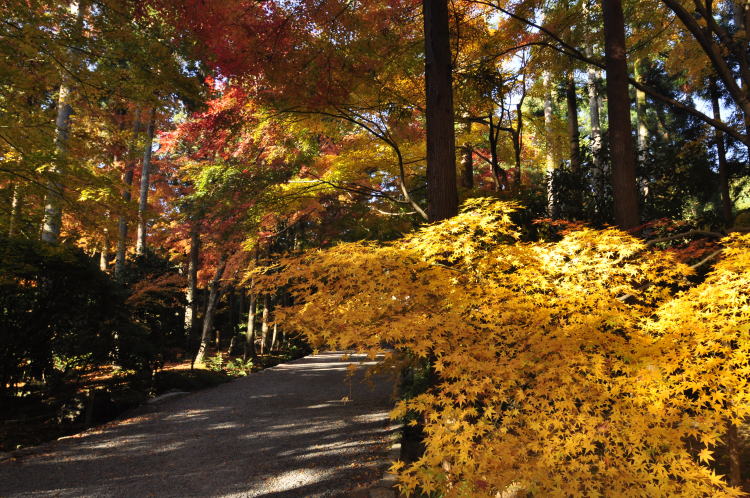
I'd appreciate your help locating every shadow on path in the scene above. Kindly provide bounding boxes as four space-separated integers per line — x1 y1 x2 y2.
0 352 399 497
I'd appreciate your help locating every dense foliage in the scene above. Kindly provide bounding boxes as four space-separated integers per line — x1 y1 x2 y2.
258 199 749 496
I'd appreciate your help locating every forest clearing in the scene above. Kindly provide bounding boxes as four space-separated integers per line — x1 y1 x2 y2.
2 0 750 496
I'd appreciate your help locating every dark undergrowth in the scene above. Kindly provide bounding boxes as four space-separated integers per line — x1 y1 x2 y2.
0 343 310 453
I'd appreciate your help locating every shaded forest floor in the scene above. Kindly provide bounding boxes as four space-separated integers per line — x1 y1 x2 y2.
0 348 307 453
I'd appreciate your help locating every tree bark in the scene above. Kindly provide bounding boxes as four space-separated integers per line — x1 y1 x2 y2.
42 1 85 243
193 253 228 366
710 78 733 227
566 71 582 217
513 103 523 187
423 0 458 222
244 292 257 359
260 294 271 355
136 109 155 255
634 59 649 161
270 323 278 352
184 224 200 349
115 108 141 279
586 55 603 172
99 222 109 272
601 0 641 229
8 183 21 237
566 72 581 174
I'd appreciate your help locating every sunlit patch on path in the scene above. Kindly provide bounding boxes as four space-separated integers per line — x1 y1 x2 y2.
0 352 398 497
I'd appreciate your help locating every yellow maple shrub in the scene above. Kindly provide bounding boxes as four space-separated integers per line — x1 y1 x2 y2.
255 198 749 497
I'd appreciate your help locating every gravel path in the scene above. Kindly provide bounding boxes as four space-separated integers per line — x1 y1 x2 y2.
0 352 399 497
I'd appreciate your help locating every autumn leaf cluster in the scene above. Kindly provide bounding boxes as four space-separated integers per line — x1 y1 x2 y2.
256 198 750 497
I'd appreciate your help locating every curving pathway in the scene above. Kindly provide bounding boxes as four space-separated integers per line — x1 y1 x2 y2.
0 352 399 497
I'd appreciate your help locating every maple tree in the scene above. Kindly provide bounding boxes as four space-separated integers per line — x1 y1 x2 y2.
256 198 749 495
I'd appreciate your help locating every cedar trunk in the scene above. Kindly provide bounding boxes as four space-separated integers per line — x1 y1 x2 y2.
423 0 458 222
601 0 641 229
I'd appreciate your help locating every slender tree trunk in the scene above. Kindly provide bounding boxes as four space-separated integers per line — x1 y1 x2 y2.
270 323 278 352
710 78 733 227
566 72 582 217
601 0 641 228
42 1 85 243
460 121 474 189
136 109 155 255
245 293 257 359
423 0 458 222
634 59 651 205
260 295 271 355
566 72 581 174
634 59 649 160
194 253 228 366
184 224 200 349
543 72 557 217
99 222 109 271
8 183 21 237
587 64 603 163
513 103 523 186
115 108 141 279
42 75 73 243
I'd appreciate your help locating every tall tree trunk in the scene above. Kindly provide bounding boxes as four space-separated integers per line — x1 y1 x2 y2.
270 323 278 352
99 222 109 272
710 78 733 227
260 294 271 355
634 59 651 205
184 224 200 349
634 59 649 160
8 183 21 237
543 72 557 217
245 293 257 359
42 1 85 243
601 0 641 229
587 61 603 167
460 121 474 189
423 0 458 222
193 253 228 366
513 103 523 187
115 108 141 279
566 72 581 174
566 72 582 217
136 109 155 255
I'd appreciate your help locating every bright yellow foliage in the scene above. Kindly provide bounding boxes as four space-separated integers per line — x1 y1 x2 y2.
255 198 749 497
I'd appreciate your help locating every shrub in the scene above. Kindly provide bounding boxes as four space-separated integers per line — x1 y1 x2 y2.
0 236 140 393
